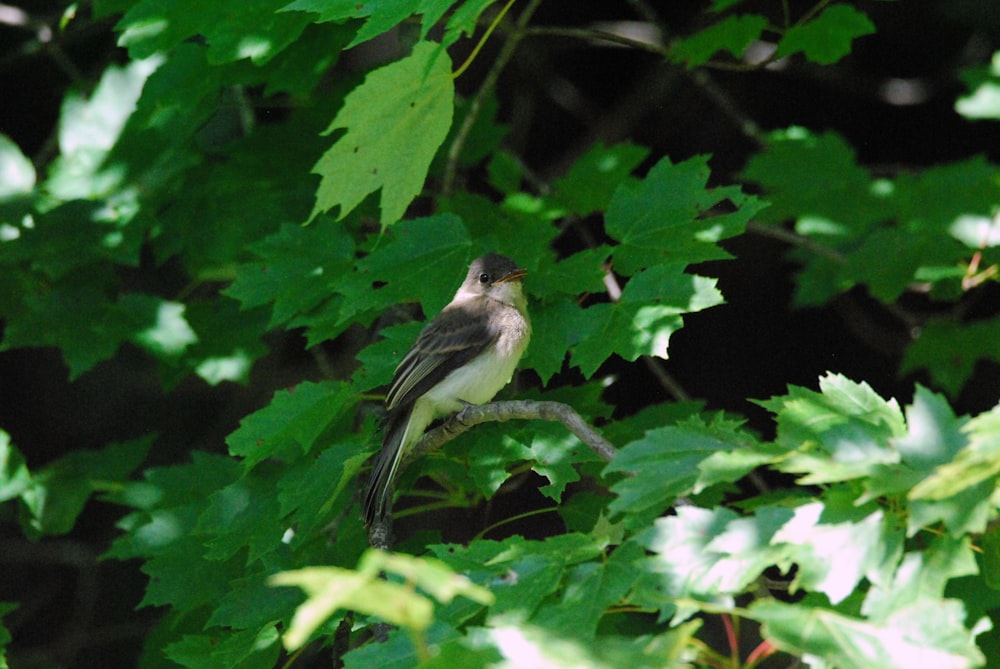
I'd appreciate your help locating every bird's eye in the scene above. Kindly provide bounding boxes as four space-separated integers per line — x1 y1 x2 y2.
479 272 490 284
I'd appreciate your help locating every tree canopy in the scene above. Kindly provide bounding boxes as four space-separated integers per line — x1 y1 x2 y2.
1 1 999 667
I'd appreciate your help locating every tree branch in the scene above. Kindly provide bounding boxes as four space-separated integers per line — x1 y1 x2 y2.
366 399 617 604
404 399 618 467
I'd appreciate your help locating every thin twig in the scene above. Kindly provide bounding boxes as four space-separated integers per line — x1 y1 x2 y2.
522 26 669 56
442 0 545 196
746 221 848 263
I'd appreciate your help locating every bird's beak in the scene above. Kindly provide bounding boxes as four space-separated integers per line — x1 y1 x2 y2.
495 267 527 283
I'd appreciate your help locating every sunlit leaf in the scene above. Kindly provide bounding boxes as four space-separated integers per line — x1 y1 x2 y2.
309 42 454 225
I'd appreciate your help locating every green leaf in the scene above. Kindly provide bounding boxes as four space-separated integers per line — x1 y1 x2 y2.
468 434 533 498
354 214 472 316
117 0 311 64
606 415 752 519
46 57 161 201
19 437 152 537
906 402 1000 536
224 219 356 329
0 134 35 199
343 622 462 669
695 442 782 493
151 111 319 274
447 191 560 283
770 501 895 604
760 373 906 484
671 14 768 68
207 572 307 630
442 0 502 47
226 381 357 468
430 534 603 619
549 143 649 217
902 318 1000 398
956 52 1000 120
353 321 424 394
272 550 492 649
276 437 371 540
982 525 1000 590
0 431 31 504
749 598 987 669
636 505 776 621
894 386 968 471
523 296 580 384
309 41 454 225
184 299 270 387
606 155 765 274
527 423 595 502
283 0 463 49
197 468 285 563
776 4 876 65
0 601 15 669
165 624 281 669
741 127 877 231
568 264 723 378
710 0 744 11
862 535 978 621
532 540 643 639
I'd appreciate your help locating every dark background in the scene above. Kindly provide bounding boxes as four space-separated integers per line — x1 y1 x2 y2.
2 0 999 666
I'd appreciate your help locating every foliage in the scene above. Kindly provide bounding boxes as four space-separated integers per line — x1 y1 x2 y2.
1 0 999 668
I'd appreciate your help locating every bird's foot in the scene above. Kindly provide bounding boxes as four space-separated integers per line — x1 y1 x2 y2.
455 400 476 425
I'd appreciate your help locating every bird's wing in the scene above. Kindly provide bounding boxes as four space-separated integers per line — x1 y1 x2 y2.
385 302 497 411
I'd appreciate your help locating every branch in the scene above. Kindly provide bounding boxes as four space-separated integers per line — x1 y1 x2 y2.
443 0 545 196
365 399 617 601
405 399 618 467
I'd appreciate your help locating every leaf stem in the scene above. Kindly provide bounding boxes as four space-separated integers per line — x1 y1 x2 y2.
443 0 544 196
452 0 519 80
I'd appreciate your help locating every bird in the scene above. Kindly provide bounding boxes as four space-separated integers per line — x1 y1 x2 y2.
362 253 531 527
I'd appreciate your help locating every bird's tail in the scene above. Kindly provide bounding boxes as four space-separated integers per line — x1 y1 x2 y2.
361 407 410 527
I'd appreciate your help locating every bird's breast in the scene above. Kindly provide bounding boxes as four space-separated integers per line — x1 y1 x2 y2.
420 306 530 415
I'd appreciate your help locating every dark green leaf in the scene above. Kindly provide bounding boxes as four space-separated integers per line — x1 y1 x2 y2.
671 14 768 68
902 318 1000 398
117 0 311 64
549 143 649 217
19 437 152 537
776 4 876 65
226 381 357 468
606 155 764 274
606 415 749 519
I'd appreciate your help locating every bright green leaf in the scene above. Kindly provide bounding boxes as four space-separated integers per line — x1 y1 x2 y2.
956 51 1000 120
637 505 779 621
309 41 454 225
568 266 724 378
0 134 35 199
750 598 987 669
0 431 31 504
771 502 892 604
